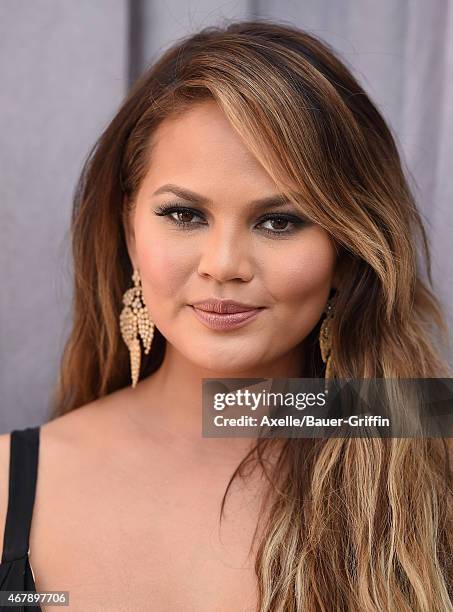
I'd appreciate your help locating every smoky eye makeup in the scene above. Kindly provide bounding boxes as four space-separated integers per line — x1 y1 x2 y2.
153 202 311 237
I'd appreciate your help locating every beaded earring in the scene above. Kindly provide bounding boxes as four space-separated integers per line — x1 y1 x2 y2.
319 295 336 391
119 268 154 388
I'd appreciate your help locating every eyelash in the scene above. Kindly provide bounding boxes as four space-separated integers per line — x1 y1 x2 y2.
154 204 307 236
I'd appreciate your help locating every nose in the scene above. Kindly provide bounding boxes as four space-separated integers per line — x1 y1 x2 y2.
197 224 254 283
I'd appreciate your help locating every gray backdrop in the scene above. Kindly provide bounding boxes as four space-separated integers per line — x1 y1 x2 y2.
1 0 452 432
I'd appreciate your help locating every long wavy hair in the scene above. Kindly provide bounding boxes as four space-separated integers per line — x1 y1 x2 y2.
50 20 453 611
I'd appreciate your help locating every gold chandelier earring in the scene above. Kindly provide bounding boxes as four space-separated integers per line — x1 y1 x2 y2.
319 294 336 387
119 268 154 388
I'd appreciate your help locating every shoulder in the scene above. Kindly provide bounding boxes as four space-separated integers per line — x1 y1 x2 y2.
39 374 158 453
40 382 142 449
0 386 136 555
0 382 150 558
0 432 11 557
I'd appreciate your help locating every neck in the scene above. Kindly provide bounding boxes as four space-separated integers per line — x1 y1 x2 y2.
128 341 304 456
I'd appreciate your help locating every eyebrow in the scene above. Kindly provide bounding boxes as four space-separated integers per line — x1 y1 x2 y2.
152 183 292 211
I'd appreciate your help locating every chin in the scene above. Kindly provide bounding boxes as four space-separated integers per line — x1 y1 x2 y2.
192 356 261 376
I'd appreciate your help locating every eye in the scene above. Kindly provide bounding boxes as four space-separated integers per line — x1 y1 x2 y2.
154 205 206 228
154 204 307 236
170 209 203 224
256 213 306 236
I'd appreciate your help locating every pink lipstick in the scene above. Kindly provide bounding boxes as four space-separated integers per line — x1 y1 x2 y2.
189 298 264 331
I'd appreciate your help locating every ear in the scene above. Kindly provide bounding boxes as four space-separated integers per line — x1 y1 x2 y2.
122 195 137 269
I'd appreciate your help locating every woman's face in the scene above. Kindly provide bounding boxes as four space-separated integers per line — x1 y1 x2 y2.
124 100 340 374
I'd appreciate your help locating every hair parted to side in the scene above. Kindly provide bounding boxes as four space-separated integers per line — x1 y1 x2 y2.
50 19 453 611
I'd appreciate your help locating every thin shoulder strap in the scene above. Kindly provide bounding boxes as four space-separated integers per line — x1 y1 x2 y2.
1 426 40 562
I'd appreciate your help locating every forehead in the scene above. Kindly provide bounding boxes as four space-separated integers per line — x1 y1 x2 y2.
141 100 277 197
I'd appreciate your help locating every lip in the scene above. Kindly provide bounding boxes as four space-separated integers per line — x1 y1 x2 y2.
189 305 263 331
190 299 262 314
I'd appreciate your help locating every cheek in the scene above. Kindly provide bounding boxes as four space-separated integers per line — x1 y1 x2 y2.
264 229 336 313
134 220 194 299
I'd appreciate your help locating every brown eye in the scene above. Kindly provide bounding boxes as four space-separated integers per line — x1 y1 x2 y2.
269 217 289 231
154 204 306 236
176 210 195 223
154 205 205 226
258 213 304 235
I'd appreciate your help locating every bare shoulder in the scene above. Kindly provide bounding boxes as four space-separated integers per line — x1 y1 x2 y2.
0 380 151 560
40 383 139 453
0 432 11 555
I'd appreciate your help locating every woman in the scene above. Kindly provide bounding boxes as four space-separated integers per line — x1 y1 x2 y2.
0 19 452 612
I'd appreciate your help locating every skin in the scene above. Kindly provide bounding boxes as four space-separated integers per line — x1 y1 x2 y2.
0 99 342 612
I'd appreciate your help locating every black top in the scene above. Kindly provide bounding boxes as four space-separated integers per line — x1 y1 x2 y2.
0 426 40 612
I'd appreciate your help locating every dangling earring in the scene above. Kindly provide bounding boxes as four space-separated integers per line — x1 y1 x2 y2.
119 268 154 388
319 294 336 392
